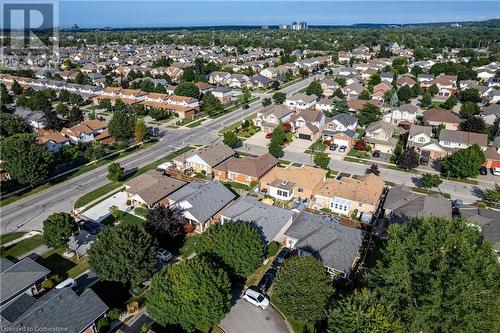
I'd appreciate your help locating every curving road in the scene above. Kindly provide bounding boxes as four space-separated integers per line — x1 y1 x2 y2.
0 76 320 233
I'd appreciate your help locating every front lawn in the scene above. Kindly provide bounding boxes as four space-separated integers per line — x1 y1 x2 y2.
347 148 370 159
36 247 89 278
179 234 200 259
304 140 327 154
223 181 252 192
1 235 43 259
133 207 148 218
0 232 26 245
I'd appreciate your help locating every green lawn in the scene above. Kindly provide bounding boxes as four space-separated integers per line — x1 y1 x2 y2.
36 247 89 279
74 146 194 210
0 141 155 208
304 140 328 154
133 207 148 218
1 235 43 259
120 211 145 227
343 156 368 164
347 148 370 159
223 181 252 192
186 119 205 128
0 232 26 245
179 234 200 259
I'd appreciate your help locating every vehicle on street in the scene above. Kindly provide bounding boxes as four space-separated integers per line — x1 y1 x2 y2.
242 104 249 110
338 145 347 153
492 168 500 176
329 144 338 151
480 166 488 175
156 248 173 262
372 150 381 158
265 132 273 139
243 288 270 309
56 278 77 289
420 156 429 166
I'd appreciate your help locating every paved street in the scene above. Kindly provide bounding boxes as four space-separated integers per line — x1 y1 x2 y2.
0 76 318 234
220 298 289 333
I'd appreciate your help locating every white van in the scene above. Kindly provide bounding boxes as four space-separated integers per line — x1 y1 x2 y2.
243 288 269 309
55 278 77 289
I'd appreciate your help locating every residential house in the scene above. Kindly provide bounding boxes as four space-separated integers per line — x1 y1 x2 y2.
13 108 46 129
283 211 363 277
290 109 325 141
372 82 393 101
168 181 236 232
248 74 271 89
60 119 108 144
310 173 385 217
195 82 214 94
226 74 250 88
172 142 235 174
141 92 199 119
211 87 233 104
380 72 394 83
438 129 488 152
213 153 278 186
259 164 327 201
1 286 108 333
320 79 341 96
459 205 500 256
480 104 500 126
421 74 458 99
285 93 318 111
407 125 433 152
347 99 382 112
422 108 460 130
417 74 435 83
315 96 339 112
0 258 50 306
382 104 419 126
364 120 398 153
37 129 70 153
208 71 231 85
324 113 358 132
220 196 295 244
124 170 187 207
253 105 293 133
396 76 417 88
343 82 365 99
383 186 452 224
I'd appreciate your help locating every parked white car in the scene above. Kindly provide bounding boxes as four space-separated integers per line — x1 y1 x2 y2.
156 248 173 262
493 168 500 176
243 288 269 309
55 278 77 289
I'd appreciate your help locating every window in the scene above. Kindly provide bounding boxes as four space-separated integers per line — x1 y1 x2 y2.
334 203 338 209
418 137 425 142
277 190 283 196
298 188 304 193
343 206 348 211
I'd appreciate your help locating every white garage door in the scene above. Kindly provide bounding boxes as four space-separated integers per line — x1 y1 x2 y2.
334 139 349 147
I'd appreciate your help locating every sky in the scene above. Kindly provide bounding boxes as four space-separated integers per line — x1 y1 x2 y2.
11 0 500 28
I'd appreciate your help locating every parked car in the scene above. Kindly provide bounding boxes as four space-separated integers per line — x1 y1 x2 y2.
80 220 103 235
372 150 381 158
492 168 500 176
243 288 269 309
329 144 338 151
258 268 277 292
480 166 488 175
156 248 173 262
242 104 249 110
56 278 77 289
420 156 429 166
339 146 347 153
272 248 290 269
265 132 273 139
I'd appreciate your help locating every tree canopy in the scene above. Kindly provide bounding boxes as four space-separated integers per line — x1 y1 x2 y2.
147 257 231 331
365 216 500 332
195 221 265 278
441 144 485 178
201 92 224 117
272 256 333 322
306 80 323 96
358 104 382 127
108 109 135 141
42 212 77 248
89 224 157 286
145 206 185 250
174 82 200 99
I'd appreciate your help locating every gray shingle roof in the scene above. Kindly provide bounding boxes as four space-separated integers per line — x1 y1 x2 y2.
220 196 294 244
284 212 363 273
177 182 236 224
2 288 108 332
0 258 50 305
331 113 358 127
174 143 234 168
124 171 186 205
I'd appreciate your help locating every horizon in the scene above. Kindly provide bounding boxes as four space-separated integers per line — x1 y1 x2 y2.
56 1 500 29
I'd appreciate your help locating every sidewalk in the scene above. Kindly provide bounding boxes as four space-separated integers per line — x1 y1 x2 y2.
2 231 41 248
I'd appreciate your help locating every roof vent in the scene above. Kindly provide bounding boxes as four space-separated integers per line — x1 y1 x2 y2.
281 180 288 186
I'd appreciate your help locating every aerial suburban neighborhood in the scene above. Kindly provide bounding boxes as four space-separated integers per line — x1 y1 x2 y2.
1 1 500 333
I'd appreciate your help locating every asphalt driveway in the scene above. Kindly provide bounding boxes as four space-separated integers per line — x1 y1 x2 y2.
220 297 290 333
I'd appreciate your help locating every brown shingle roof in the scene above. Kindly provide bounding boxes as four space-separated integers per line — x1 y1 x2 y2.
423 108 460 124
124 171 186 205
316 173 385 206
214 153 278 178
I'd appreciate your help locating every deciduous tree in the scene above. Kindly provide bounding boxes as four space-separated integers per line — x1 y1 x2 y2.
195 222 265 278
272 92 286 104
397 148 419 170
89 224 157 286
107 162 125 182
42 212 77 248
272 256 333 322
134 119 149 142
201 92 224 116
441 144 485 178
145 206 185 250
174 82 200 98
420 173 442 191
109 109 135 141
223 131 239 148
147 257 231 331
314 151 330 169
306 80 323 96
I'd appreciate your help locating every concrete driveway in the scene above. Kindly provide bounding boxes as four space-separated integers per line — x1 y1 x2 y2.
284 138 312 154
220 297 290 333
80 191 130 223
244 131 269 148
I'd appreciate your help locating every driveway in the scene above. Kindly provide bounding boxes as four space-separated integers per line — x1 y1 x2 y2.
284 138 312 154
80 191 130 223
244 131 269 148
220 298 290 333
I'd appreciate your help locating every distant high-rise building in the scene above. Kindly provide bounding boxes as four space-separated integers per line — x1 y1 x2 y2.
280 21 308 30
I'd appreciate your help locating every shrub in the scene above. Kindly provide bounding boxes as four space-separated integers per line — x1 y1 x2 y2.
127 301 139 314
96 318 109 333
267 241 280 258
42 279 54 290
323 140 331 146
107 308 122 320
140 323 150 333
354 139 366 151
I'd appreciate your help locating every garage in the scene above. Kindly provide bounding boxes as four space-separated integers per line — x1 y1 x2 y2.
334 138 350 147
298 133 311 140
